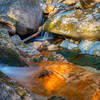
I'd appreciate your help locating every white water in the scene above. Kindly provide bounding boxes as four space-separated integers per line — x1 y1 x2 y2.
34 32 53 41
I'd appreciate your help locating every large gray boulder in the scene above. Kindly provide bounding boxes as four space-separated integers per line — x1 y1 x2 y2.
0 0 42 35
43 3 100 40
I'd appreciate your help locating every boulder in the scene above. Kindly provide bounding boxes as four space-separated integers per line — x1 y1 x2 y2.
0 28 27 66
0 0 42 35
0 71 48 100
0 28 40 66
43 4 100 40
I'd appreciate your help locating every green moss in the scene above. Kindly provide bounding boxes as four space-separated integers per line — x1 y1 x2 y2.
33 56 44 63
0 48 27 66
47 55 55 61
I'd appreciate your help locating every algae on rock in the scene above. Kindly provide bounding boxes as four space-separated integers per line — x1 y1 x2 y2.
44 4 100 40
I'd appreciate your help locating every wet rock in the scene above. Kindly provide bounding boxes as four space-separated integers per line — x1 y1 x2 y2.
47 44 59 51
32 42 43 50
60 40 78 50
0 71 35 100
78 40 100 56
44 3 100 40
60 40 100 56
0 28 26 66
57 48 100 70
0 0 42 35
10 34 40 63
32 41 50 51
48 96 68 100
46 53 68 62
0 28 39 66
16 43 40 57
87 41 100 56
78 40 94 54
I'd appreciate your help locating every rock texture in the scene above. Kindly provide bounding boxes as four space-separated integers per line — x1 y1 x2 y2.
43 4 100 40
0 28 27 66
0 28 40 66
0 0 42 35
0 71 48 100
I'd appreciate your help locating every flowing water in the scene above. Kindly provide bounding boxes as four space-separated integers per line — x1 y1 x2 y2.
33 16 53 41
0 65 39 84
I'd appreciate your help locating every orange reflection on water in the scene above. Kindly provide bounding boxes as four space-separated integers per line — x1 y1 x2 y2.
23 61 100 100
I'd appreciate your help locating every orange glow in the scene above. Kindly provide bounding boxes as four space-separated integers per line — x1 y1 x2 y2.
23 61 100 100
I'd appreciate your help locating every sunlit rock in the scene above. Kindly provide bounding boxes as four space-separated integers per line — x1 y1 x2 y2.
43 0 77 5
44 4 100 40
47 44 59 51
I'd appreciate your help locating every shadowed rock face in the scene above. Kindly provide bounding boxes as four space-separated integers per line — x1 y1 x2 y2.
15 0 43 35
0 0 43 35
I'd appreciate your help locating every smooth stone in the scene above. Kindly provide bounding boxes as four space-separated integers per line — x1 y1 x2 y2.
0 0 42 35
47 44 59 51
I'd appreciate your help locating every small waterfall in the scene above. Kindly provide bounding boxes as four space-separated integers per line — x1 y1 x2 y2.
34 32 53 41
34 16 53 41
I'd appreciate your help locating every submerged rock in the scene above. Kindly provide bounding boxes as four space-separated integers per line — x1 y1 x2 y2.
0 0 42 35
44 3 100 40
48 96 68 100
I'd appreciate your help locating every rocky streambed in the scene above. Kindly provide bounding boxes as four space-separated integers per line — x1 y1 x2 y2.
0 0 100 100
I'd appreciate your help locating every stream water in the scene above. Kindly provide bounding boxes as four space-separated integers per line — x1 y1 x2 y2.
0 65 39 84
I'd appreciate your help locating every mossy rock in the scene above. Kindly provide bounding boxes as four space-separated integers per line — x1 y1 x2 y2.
0 29 27 66
44 4 100 40
0 71 34 100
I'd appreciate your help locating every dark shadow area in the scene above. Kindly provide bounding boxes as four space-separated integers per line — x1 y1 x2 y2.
0 48 27 67
57 48 100 70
